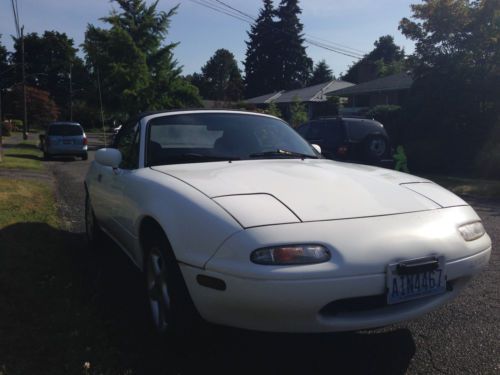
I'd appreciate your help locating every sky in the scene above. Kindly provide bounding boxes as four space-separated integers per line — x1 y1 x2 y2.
0 0 417 78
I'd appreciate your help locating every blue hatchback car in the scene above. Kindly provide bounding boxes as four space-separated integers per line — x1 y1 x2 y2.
42 122 88 160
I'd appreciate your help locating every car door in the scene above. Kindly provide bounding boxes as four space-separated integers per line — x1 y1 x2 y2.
105 121 142 253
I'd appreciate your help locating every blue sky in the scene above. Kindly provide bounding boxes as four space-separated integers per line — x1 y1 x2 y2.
0 0 416 77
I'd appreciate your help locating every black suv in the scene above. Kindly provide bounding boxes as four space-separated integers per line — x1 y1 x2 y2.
297 117 393 167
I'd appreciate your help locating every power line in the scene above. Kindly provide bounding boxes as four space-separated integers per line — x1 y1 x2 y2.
195 0 366 59
189 0 252 24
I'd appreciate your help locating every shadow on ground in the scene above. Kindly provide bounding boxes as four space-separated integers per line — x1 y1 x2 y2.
4 153 43 161
0 222 416 374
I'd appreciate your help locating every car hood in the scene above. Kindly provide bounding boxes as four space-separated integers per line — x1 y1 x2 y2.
151 159 467 224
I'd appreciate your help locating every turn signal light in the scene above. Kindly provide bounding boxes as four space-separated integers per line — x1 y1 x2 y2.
251 244 330 265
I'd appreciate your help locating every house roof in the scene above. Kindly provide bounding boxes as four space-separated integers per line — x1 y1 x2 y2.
328 72 413 96
245 91 283 104
245 80 354 105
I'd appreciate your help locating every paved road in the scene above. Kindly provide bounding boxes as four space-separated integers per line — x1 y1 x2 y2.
46 140 499 374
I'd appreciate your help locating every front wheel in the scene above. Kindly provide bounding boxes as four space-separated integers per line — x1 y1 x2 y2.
144 229 202 336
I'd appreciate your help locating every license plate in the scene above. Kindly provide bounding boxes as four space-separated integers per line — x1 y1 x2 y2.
387 256 446 304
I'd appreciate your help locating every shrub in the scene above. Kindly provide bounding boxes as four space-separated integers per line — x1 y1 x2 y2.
1 121 13 136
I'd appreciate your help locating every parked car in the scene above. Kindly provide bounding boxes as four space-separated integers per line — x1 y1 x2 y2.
297 117 393 167
85 110 491 335
42 122 88 160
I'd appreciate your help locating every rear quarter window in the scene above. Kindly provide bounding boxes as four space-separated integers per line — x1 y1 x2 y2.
344 120 384 142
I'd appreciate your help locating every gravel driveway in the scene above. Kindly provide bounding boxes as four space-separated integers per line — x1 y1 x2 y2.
46 142 499 374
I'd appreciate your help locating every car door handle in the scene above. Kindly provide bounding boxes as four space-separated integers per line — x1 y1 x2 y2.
97 174 102 182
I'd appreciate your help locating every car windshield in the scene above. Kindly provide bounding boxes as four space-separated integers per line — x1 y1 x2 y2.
48 124 83 136
147 113 318 166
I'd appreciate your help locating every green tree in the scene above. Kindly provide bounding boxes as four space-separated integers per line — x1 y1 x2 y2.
83 0 201 117
399 0 500 176
244 0 278 98
0 35 8 75
309 60 334 85
342 35 405 83
195 49 243 101
289 96 307 127
11 31 81 119
275 0 313 90
266 101 282 118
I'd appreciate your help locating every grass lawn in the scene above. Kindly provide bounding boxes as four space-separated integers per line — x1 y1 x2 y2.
0 179 125 375
0 141 43 170
426 175 500 199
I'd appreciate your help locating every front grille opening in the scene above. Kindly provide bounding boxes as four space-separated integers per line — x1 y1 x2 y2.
320 281 454 317
320 294 387 316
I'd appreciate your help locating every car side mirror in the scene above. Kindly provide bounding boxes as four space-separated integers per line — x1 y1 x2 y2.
95 148 122 168
312 144 322 154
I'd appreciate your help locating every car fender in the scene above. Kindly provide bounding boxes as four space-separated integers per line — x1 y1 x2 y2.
130 169 243 270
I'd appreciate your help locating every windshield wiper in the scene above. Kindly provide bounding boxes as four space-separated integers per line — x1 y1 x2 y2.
151 153 240 166
249 149 318 159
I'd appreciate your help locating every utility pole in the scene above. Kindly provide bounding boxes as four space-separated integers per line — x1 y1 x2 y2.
96 67 106 147
69 63 73 121
21 26 27 139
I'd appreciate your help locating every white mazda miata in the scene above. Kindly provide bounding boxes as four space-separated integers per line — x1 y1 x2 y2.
85 110 491 334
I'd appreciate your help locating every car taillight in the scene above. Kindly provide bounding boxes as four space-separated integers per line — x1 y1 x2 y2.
83 136 88 145
337 145 348 157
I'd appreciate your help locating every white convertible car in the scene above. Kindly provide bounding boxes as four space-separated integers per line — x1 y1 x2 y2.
85 110 491 334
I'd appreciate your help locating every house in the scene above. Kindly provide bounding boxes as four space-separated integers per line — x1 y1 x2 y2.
328 72 413 114
245 80 354 120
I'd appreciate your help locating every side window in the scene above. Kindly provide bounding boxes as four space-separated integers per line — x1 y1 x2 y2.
115 122 140 169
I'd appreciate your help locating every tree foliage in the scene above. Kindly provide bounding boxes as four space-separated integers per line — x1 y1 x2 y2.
399 0 500 177
10 85 59 126
0 35 8 76
289 96 307 127
11 31 80 119
83 0 200 117
342 35 405 83
309 60 334 85
244 0 278 98
274 0 313 90
266 101 283 118
194 49 244 101
244 0 312 97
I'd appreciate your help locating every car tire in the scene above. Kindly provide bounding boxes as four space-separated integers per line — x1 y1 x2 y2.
43 152 50 160
82 153 88 161
85 191 104 249
361 135 388 164
143 227 202 338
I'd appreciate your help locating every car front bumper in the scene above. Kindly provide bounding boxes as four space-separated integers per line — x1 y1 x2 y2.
181 246 490 332
181 206 492 332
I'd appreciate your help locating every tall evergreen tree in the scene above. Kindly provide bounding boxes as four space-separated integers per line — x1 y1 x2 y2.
83 0 200 117
196 49 243 101
274 0 312 90
244 0 277 98
309 60 334 85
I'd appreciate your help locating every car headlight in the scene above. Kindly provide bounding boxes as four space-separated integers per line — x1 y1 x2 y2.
250 244 330 265
458 221 485 241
